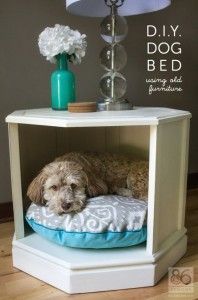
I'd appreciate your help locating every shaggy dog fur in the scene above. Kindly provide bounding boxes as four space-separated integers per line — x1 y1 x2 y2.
27 152 148 215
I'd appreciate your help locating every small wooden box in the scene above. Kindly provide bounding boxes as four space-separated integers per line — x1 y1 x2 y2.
6 107 191 294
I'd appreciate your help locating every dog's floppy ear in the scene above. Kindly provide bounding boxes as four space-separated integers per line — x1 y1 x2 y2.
27 169 47 205
85 171 108 197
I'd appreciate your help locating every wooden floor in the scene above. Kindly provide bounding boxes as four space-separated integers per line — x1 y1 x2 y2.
0 190 198 300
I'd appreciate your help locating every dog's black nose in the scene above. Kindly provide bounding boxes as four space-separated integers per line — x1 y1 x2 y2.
62 203 72 211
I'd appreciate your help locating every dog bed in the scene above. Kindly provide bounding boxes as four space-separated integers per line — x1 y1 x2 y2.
26 195 147 249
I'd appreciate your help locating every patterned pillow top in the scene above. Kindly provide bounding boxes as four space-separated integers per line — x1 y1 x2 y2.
26 195 147 249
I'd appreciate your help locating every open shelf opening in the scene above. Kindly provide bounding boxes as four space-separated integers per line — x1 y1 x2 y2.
19 124 150 253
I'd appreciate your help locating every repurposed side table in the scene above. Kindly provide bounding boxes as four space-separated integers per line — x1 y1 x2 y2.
6 107 191 294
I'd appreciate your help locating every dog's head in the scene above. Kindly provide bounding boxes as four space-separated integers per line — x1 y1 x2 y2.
27 160 107 214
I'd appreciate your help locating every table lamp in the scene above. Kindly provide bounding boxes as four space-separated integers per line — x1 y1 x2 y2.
66 0 171 110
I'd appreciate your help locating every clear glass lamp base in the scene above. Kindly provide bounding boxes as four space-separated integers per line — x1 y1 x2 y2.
97 99 133 111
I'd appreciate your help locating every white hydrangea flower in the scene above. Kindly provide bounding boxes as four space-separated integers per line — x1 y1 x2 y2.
38 24 87 64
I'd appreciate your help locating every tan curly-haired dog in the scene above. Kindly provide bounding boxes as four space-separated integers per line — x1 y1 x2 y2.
27 152 148 215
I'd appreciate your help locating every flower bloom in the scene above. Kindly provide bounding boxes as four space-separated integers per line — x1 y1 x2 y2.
38 24 87 64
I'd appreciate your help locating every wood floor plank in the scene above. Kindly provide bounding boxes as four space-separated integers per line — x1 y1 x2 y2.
0 237 12 258
0 256 19 276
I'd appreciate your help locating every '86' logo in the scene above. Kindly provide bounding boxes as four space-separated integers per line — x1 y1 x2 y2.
170 268 192 285
168 267 194 295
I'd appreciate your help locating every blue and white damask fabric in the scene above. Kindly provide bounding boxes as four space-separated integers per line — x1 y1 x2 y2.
26 195 147 249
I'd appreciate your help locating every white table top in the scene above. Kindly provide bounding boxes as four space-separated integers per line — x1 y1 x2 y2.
6 107 191 127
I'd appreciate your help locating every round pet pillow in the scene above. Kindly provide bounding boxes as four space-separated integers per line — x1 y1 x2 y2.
26 195 147 249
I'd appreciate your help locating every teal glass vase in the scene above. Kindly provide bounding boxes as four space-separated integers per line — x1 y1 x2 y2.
51 53 75 110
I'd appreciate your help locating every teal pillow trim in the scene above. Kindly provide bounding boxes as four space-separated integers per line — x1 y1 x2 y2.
26 217 147 249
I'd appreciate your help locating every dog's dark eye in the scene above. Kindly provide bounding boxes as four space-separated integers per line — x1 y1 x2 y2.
70 183 77 190
51 185 57 191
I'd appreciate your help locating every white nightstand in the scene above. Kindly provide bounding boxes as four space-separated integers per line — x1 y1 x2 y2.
6 107 191 294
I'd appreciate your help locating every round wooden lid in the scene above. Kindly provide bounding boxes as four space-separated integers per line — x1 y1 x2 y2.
68 102 97 113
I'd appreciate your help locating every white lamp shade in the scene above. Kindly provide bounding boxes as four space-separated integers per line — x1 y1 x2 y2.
66 0 171 17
